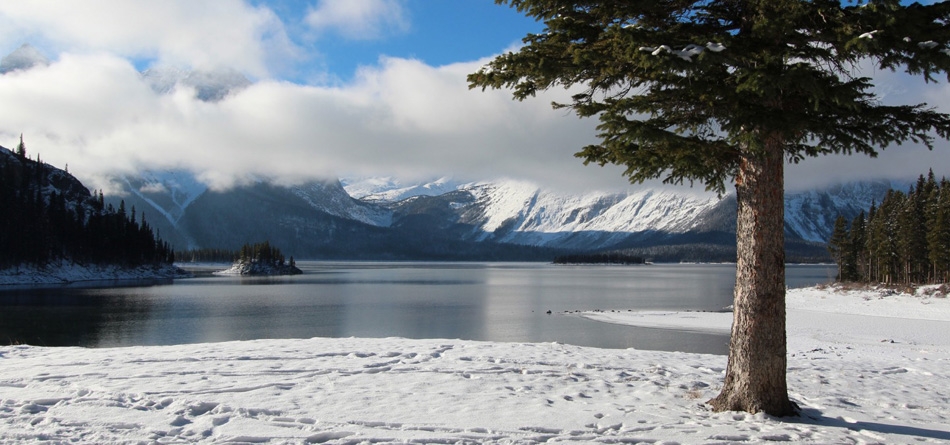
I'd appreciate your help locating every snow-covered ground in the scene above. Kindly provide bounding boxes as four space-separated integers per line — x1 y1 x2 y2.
0 261 189 287
1 285 948 444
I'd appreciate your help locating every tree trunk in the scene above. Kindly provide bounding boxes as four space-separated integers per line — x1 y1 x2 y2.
709 136 797 417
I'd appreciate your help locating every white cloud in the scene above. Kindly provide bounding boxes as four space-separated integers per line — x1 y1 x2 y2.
0 0 296 78
305 0 410 40
1 50 948 196
0 52 634 194
0 3 947 196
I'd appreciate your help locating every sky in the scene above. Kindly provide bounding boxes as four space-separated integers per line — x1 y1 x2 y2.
0 0 948 195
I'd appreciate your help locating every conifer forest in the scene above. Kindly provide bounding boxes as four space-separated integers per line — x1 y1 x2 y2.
0 143 174 270
828 172 950 285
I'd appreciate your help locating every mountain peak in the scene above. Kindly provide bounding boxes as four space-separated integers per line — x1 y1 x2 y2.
0 43 50 74
141 66 251 102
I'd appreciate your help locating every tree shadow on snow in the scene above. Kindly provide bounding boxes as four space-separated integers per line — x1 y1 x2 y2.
791 407 950 441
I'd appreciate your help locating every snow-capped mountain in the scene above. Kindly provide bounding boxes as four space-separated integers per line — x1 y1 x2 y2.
122 170 208 228
342 176 460 203
445 181 721 250
107 169 904 261
289 180 392 227
0 44 49 74
107 174 393 253
784 180 908 243
141 66 251 101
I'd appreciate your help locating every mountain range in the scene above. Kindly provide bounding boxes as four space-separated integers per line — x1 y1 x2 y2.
104 170 903 262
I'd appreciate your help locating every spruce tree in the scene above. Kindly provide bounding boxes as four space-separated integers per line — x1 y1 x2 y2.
828 215 851 280
16 134 26 158
929 179 950 282
470 0 950 415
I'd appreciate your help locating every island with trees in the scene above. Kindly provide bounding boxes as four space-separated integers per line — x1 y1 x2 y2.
553 252 645 265
216 241 302 276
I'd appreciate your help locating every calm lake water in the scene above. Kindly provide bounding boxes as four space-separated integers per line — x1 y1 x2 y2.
0 262 837 354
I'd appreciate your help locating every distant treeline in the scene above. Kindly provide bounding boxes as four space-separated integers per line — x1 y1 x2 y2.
176 248 238 263
828 172 950 285
238 241 295 268
0 143 174 269
176 242 298 267
553 252 645 265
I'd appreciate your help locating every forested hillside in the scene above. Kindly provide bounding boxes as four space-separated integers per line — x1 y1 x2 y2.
829 172 950 285
0 140 174 270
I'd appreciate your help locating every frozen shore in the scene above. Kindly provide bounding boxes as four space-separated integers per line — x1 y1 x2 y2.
1 285 948 443
0 261 190 287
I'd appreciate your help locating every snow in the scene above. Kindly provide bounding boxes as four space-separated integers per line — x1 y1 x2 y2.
462 180 720 249
341 176 460 203
0 261 188 286
124 170 209 229
3 285 949 443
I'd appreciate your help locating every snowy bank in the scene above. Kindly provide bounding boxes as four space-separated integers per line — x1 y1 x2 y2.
0 261 191 287
1 285 949 443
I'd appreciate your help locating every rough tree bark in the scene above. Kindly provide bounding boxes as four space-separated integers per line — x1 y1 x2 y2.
708 135 798 416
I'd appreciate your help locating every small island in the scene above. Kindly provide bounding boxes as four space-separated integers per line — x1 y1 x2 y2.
216 241 302 276
553 252 646 265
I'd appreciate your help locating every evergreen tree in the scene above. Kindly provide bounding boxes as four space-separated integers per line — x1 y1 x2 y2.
16 134 25 158
828 215 850 279
928 179 950 282
470 0 950 415
847 211 867 282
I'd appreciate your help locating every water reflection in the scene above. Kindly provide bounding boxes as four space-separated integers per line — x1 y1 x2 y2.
0 262 836 354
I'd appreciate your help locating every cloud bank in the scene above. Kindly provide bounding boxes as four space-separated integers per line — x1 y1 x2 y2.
0 1 948 196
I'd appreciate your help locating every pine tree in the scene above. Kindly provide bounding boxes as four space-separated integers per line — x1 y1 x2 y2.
470 0 950 416
929 179 950 283
16 134 26 158
828 215 850 280
847 211 867 283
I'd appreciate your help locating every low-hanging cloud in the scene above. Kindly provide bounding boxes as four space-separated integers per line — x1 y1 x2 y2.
0 0 948 197
0 0 295 78
0 52 635 194
1 50 948 196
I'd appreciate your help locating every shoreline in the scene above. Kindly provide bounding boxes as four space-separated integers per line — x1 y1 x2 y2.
0 262 191 288
1 284 949 443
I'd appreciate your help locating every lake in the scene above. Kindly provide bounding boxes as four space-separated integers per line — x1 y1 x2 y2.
0 262 837 354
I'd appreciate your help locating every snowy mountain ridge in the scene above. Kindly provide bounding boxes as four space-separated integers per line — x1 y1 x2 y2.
784 179 909 243
451 181 721 249
123 170 208 227
342 176 460 203
107 169 907 259
289 180 392 227
141 66 251 102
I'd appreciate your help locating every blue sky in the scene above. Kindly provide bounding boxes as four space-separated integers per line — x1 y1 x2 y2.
265 1 544 84
0 0 947 194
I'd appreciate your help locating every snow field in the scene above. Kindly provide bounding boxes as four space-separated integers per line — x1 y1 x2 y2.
0 285 948 444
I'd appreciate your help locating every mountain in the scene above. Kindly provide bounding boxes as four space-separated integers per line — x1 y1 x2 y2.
0 44 49 74
342 176 461 203
107 171 902 262
784 180 907 243
141 66 251 102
